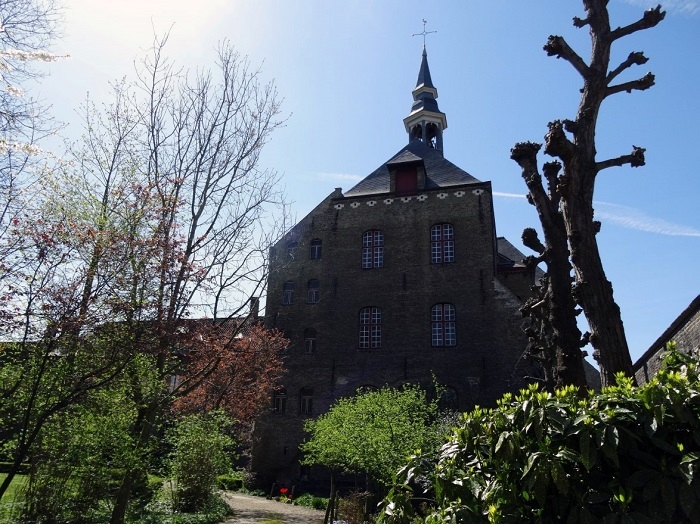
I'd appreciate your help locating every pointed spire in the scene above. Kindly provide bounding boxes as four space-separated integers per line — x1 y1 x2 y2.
415 46 434 89
403 45 447 154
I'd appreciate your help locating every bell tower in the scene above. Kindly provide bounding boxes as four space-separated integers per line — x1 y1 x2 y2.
403 45 447 155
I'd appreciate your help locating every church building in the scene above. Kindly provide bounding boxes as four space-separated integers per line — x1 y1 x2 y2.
251 46 537 487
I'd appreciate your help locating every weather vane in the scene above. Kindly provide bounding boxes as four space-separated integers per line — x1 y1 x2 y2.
412 19 437 47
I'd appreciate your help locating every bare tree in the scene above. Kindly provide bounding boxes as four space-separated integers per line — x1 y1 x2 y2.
511 144 588 390
101 35 288 523
512 2 665 386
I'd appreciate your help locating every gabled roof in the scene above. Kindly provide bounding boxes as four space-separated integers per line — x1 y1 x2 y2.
343 139 481 197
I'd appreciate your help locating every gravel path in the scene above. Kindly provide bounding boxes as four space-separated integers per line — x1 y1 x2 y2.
222 492 325 524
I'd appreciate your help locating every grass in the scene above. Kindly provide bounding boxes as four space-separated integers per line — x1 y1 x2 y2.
259 512 284 524
0 473 26 502
0 474 26 523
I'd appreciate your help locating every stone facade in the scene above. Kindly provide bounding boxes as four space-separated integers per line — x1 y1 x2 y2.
249 48 537 488
634 295 700 384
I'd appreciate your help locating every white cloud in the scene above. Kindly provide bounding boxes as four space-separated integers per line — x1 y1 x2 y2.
594 202 700 237
318 172 363 182
618 0 700 16
493 192 700 237
493 191 526 199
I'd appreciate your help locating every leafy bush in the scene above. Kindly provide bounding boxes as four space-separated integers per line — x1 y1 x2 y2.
293 492 328 510
168 411 236 512
216 473 243 491
380 345 700 523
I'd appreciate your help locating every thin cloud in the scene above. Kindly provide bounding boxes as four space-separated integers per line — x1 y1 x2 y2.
594 202 700 237
493 192 700 237
318 172 363 182
618 0 700 16
493 191 526 199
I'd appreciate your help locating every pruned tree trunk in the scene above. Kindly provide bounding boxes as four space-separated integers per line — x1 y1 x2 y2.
515 1 664 386
512 144 587 390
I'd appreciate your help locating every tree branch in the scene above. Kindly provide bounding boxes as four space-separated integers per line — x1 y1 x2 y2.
610 5 666 42
543 121 575 163
595 146 646 172
607 51 649 84
543 35 590 79
606 72 655 97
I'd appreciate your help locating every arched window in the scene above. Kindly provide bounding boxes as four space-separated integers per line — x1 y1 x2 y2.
431 303 456 347
310 239 322 260
300 387 313 414
286 240 298 260
273 388 287 413
431 223 454 263
359 307 381 349
282 281 295 305
304 328 317 354
362 230 384 269
307 279 320 304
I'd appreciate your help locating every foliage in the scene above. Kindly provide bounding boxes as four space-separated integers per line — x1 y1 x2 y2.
135 493 232 524
292 493 328 510
380 344 700 523
19 354 163 523
172 324 287 428
216 472 243 491
168 411 236 513
301 384 448 487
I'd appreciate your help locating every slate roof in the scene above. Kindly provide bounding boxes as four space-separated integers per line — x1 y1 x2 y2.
496 237 527 268
416 47 434 89
343 139 481 197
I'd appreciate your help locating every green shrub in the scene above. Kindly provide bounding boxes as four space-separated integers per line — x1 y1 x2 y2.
380 344 700 523
293 492 328 510
216 473 243 491
168 411 236 513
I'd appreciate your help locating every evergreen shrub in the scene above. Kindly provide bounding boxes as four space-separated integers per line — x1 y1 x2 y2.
380 344 700 523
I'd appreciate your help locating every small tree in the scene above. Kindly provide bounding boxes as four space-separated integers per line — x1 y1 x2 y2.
512 1 665 386
167 411 235 513
301 384 446 488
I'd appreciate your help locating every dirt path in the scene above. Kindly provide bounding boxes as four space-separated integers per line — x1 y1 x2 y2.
222 492 325 524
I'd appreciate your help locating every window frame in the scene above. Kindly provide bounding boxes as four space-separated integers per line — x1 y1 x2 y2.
431 223 455 264
307 279 320 304
304 328 317 354
359 306 382 349
362 230 384 269
300 387 313 414
431 303 456 347
310 238 322 260
282 281 295 305
273 389 287 413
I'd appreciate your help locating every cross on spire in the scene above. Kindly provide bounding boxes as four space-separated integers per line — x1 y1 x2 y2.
412 19 437 48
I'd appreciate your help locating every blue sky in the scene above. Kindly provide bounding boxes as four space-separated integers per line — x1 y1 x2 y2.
36 0 700 364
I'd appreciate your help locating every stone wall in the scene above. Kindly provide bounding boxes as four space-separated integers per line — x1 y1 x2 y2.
252 182 532 487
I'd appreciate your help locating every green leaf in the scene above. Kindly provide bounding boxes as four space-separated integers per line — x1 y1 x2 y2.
551 461 569 495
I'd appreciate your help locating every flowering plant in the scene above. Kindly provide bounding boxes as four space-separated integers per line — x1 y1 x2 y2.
279 487 291 503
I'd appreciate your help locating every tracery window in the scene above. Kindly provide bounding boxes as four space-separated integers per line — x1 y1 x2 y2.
362 230 384 268
431 223 454 263
359 307 381 349
431 303 456 347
